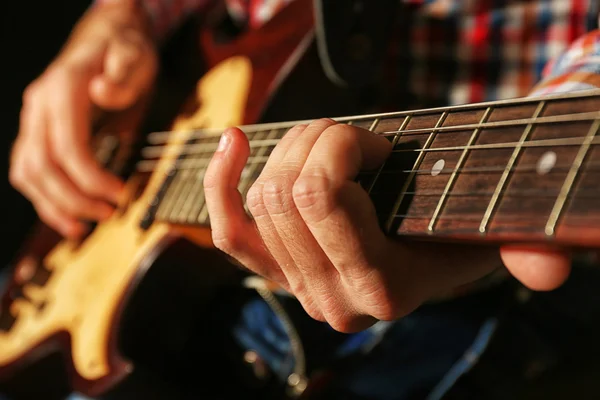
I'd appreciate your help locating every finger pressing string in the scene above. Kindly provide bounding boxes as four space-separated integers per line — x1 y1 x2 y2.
203 128 289 287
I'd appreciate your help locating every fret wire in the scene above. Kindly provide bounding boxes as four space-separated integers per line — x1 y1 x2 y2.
161 135 199 223
428 107 493 232
188 188 207 224
367 117 408 194
155 167 185 221
167 168 195 222
196 195 210 225
544 118 600 236
369 119 380 132
145 89 600 145
195 130 276 224
478 101 546 234
177 169 205 223
385 111 449 233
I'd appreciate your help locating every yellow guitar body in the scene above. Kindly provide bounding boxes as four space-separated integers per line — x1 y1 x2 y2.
0 55 252 385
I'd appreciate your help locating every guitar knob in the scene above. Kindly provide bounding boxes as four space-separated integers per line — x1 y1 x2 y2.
14 256 37 285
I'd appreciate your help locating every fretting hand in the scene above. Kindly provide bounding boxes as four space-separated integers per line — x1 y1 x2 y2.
204 119 573 332
9 1 157 238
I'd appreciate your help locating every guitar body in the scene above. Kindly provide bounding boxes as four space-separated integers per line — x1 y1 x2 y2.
0 1 314 396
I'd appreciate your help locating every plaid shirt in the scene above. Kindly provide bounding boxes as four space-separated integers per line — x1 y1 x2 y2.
94 0 599 290
103 0 600 105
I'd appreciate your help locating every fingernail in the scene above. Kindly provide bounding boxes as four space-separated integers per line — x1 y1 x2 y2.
217 132 231 152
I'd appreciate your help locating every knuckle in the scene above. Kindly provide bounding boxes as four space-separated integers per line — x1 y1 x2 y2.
292 175 329 206
25 155 46 178
8 167 23 188
359 279 416 322
286 123 308 137
262 175 295 215
52 135 76 155
286 275 307 297
77 176 104 197
321 124 360 153
298 296 325 322
22 83 39 106
368 298 407 321
246 183 267 218
292 175 337 223
325 313 355 334
309 118 337 130
34 204 60 229
8 156 28 187
317 292 350 331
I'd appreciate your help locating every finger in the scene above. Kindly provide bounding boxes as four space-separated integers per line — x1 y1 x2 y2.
28 106 115 221
14 140 85 238
11 96 87 238
259 119 337 177
257 120 357 319
39 156 115 221
204 128 288 286
50 79 124 205
251 121 337 292
247 123 327 320
27 183 86 239
90 30 156 110
294 123 392 271
290 124 406 320
500 245 572 291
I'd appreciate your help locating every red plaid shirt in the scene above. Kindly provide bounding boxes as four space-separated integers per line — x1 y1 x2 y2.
95 0 600 105
92 0 599 295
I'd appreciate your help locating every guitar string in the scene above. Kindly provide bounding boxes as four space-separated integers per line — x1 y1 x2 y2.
143 89 600 145
137 156 600 175
134 135 600 172
148 151 600 223
138 110 600 157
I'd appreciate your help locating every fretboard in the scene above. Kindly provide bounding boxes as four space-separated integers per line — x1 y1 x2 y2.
139 89 600 248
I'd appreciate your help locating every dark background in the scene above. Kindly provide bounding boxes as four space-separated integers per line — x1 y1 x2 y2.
1 2 92 270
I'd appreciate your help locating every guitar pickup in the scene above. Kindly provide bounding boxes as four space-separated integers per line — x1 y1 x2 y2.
14 256 52 287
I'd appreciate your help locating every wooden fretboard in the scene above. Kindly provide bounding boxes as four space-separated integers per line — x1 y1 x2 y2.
138 89 600 248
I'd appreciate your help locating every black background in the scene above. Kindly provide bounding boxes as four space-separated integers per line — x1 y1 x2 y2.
0 2 91 270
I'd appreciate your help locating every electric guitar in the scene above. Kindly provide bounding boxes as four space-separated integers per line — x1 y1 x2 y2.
2 0 600 397
0 0 315 396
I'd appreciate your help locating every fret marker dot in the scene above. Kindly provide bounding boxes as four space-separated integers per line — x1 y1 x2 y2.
431 159 445 176
537 151 557 175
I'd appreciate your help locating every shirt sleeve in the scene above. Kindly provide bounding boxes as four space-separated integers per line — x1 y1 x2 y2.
94 0 217 41
529 29 600 96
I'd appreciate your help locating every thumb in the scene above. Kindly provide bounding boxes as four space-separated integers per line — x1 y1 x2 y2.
500 245 572 291
90 29 157 110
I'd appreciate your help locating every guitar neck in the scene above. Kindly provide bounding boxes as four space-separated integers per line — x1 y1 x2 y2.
140 89 600 248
